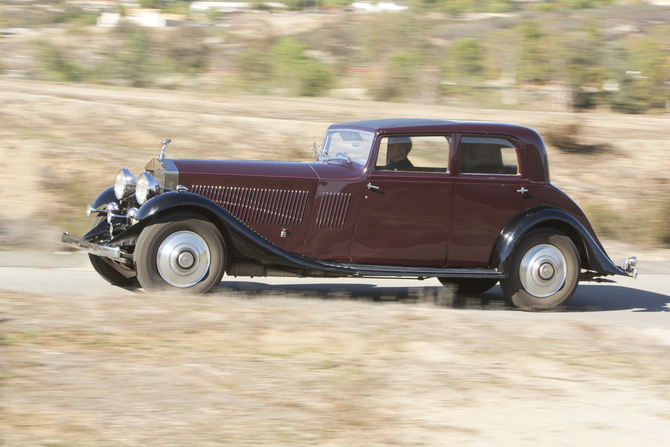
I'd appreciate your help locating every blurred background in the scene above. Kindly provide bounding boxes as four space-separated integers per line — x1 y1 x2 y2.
1 0 670 255
2 4 670 446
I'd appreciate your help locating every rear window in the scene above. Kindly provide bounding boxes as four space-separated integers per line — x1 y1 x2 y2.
459 137 519 175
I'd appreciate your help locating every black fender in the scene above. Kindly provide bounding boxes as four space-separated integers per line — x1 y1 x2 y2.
92 186 117 210
492 206 626 277
129 191 351 274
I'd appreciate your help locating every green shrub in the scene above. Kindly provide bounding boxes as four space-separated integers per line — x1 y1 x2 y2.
34 40 86 82
450 39 484 79
162 27 210 74
271 38 333 97
51 7 98 26
109 25 156 87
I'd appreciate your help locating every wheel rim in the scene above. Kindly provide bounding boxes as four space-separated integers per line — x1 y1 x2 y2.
519 244 567 298
156 231 210 288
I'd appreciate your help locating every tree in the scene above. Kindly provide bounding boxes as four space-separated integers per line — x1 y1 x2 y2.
557 22 607 110
517 20 552 84
111 25 155 88
608 37 669 113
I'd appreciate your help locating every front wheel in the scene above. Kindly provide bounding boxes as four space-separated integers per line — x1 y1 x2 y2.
500 229 580 311
135 212 227 294
89 216 139 288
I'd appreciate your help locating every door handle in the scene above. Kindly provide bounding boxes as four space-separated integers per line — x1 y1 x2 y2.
516 187 528 194
367 183 380 190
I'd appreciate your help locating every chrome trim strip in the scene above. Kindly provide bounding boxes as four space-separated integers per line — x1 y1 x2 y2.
61 232 125 260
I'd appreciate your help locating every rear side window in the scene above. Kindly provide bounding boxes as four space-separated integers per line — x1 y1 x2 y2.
460 136 519 175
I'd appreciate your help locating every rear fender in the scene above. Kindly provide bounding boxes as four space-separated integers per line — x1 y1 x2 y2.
492 207 626 277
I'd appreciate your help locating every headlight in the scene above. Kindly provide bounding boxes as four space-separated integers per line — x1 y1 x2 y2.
114 168 137 200
136 171 162 205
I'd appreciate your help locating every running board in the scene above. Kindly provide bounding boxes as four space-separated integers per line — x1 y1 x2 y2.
320 262 506 279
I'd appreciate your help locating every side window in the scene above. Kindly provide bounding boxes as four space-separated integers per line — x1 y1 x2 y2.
459 136 519 175
376 136 450 173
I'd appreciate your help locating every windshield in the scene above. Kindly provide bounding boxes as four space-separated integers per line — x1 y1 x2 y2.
319 129 375 165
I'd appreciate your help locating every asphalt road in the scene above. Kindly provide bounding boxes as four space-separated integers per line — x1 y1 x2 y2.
1 251 668 330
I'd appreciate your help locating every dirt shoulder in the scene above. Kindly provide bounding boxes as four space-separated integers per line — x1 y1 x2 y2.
2 290 670 446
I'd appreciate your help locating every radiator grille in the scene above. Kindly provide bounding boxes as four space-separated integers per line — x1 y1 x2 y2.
192 185 309 226
315 192 351 229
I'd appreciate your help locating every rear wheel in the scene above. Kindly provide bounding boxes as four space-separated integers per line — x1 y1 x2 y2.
88 216 139 288
438 278 498 295
135 212 226 294
500 229 580 311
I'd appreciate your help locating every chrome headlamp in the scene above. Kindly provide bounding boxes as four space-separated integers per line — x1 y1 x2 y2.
136 171 162 205
114 168 137 200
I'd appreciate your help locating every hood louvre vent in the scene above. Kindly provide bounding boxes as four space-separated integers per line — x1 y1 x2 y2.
315 192 351 229
192 185 308 226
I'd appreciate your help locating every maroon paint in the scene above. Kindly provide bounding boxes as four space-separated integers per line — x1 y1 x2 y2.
350 172 453 266
449 179 540 267
177 171 318 253
174 160 319 180
172 121 577 269
300 162 368 260
536 184 604 248
301 179 366 260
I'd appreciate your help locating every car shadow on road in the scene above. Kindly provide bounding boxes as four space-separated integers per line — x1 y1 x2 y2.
214 281 670 313
564 284 670 312
214 280 510 310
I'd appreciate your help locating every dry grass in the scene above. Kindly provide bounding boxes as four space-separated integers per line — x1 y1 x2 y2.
543 122 613 155
2 290 670 446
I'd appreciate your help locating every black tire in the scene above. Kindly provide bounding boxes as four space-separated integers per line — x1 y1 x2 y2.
438 278 498 295
500 229 580 311
88 216 140 288
134 212 226 294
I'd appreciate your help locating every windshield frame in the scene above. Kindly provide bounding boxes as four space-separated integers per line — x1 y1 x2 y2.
318 129 375 166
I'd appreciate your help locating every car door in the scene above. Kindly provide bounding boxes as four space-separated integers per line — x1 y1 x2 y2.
349 135 453 267
449 134 540 267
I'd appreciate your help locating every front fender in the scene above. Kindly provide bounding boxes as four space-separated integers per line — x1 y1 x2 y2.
492 206 626 277
92 186 117 210
133 191 350 274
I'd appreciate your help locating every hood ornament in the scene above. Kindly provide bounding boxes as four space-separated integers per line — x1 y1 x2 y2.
158 139 171 165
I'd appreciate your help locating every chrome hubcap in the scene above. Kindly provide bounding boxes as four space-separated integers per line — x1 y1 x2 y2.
519 244 567 298
157 231 210 288
177 251 195 269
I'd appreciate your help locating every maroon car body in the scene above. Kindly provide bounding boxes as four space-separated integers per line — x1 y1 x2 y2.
62 119 636 310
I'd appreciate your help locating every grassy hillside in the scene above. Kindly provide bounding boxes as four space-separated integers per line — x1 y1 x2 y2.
1 3 669 112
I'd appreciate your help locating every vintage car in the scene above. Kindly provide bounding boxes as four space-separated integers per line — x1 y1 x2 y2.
62 118 637 310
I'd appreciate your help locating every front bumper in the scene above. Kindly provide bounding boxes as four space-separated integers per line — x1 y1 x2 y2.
620 256 638 279
62 232 128 261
